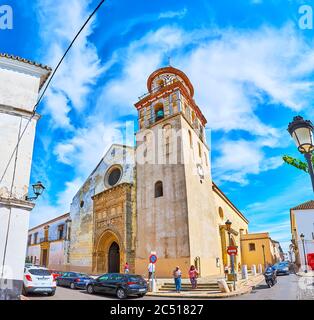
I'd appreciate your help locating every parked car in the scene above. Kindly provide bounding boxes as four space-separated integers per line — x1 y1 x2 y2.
22 266 56 296
56 272 92 289
25 263 34 268
86 273 148 299
273 262 290 275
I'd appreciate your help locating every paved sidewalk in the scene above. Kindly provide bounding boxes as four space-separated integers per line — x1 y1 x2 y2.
146 274 264 299
297 271 314 277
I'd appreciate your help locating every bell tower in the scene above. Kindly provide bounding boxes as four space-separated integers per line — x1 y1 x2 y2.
134 66 220 277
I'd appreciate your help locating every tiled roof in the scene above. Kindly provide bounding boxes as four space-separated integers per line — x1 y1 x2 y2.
291 200 314 210
0 53 52 71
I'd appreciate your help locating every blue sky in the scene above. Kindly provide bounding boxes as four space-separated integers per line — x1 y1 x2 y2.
1 0 314 251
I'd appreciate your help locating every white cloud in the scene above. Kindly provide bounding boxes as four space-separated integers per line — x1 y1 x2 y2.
53 121 127 176
158 8 187 19
212 139 283 185
36 0 104 129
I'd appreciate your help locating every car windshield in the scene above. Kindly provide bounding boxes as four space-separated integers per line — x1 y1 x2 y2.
77 273 90 278
28 269 51 276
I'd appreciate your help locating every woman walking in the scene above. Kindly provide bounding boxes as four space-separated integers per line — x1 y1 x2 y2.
188 265 199 289
173 266 182 293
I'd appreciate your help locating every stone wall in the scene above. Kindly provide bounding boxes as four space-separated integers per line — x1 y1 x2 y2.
92 183 136 274
68 145 134 273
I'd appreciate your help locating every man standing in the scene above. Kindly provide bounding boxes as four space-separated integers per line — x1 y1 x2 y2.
148 261 155 279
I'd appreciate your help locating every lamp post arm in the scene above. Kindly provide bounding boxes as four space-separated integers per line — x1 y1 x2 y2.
304 153 314 192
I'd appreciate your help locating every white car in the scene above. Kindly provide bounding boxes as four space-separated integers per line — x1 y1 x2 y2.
22 266 56 296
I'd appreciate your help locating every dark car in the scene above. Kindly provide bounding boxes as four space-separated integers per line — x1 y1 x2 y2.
273 262 290 275
86 273 148 299
56 272 92 289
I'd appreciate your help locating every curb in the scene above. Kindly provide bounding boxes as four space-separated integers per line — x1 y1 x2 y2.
146 276 264 299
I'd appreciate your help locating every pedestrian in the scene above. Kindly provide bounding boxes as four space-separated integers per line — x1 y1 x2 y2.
124 262 129 274
188 265 199 289
173 266 182 293
148 261 155 280
238 262 241 272
224 265 229 279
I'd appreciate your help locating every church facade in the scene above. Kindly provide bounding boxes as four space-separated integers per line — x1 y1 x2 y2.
28 66 249 278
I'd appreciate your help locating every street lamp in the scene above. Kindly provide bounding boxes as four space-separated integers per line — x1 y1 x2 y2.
225 219 236 290
262 244 266 269
287 116 314 192
25 181 45 201
300 233 308 273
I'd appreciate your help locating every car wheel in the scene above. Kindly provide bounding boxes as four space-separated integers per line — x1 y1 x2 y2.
87 285 94 294
116 288 127 299
70 282 76 290
138 294 145 298
48 291 55 296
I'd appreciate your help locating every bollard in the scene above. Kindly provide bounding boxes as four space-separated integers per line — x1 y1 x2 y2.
217 279 230 293
258 264 263 274
251 264 257 276
242 265 248 280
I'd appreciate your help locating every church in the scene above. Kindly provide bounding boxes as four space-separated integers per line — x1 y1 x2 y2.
27 66 249 278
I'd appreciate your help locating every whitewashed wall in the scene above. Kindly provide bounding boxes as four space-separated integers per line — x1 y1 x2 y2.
294 209 314 266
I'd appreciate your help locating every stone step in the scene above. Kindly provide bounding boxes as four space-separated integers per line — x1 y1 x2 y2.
159 287 221 292
161 282 233 287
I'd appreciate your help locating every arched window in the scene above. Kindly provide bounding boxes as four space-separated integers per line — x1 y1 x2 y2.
154 103 164 121
204 152 208 166
157 79 164 88
198 142 202 158
155 181 163 198
218 207 224 220
188 130 193 148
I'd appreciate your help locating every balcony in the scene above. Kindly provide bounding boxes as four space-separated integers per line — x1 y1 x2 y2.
39 236 65 243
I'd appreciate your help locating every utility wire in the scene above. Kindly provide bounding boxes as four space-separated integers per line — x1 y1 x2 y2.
0 0 106 186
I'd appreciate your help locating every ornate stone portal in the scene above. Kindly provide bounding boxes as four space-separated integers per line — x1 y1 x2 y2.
92 183 136 274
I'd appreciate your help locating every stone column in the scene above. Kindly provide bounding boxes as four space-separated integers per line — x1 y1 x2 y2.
258 264 263 274
251 264 257 276
242 265 248 280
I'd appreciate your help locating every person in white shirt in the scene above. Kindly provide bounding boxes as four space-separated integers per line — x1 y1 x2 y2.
148 262 155 279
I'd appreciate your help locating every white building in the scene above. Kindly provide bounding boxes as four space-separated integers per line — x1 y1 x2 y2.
290 200 314 270
27 213 70 269
0 54 51 299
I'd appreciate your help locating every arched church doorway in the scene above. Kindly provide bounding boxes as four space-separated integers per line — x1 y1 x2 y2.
108 242 120 273
94 230 123 274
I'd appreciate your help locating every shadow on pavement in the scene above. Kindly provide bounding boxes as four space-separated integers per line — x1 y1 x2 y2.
79 290 144 300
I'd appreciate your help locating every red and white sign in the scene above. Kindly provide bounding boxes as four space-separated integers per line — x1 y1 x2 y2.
227 246 238 256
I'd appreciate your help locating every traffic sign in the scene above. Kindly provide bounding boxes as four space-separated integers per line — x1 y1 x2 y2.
149 254 158 264
227 246 238 256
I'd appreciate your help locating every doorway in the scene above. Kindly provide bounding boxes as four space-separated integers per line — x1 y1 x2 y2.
41 249 48 267
108 242 120 273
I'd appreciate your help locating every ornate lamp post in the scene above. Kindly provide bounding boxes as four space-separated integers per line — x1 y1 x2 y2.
225 219 236 289
300 233 308 273
25 181 45 201
287 116 314 192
